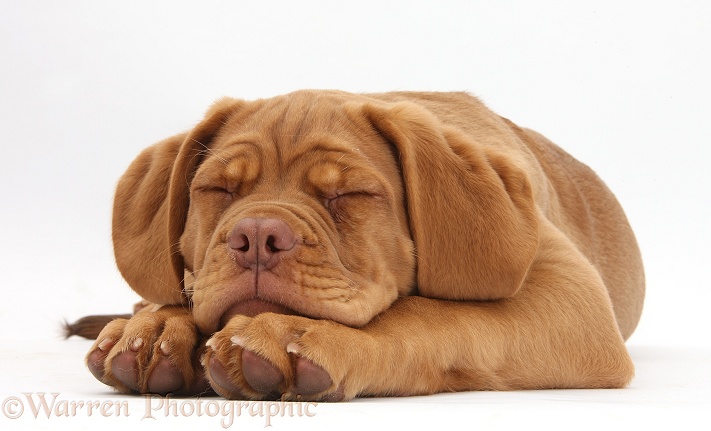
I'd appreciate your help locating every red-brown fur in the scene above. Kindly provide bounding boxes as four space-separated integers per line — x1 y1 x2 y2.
79 90 644 400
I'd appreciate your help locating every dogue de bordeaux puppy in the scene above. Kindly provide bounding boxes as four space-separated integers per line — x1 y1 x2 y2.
73 90 644 401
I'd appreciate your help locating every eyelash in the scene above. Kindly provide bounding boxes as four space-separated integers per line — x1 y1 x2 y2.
324 194 348 221
196 186 238 205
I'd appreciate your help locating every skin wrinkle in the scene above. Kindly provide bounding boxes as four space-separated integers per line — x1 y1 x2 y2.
189 182 380 331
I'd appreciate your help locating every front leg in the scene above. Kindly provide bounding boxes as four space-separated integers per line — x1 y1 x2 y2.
86 305 212 396
204 314 361 401
204 245 634 400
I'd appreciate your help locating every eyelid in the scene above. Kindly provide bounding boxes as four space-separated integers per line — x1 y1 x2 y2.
322 190 380 209
194 184 231 193
322 190 359 202
193 184 239 202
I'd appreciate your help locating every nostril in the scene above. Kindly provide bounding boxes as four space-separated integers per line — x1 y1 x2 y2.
266 235 279 253
229 233 250 252
265 235 279 253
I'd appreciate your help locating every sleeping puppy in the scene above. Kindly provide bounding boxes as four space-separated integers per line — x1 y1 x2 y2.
80 90 644 401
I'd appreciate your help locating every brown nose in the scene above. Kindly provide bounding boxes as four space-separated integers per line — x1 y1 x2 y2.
228 218 296 270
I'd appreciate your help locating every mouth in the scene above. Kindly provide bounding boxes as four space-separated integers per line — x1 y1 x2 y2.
219 298 296 329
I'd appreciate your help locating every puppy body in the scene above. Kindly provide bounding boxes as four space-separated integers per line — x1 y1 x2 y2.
85 90 644 400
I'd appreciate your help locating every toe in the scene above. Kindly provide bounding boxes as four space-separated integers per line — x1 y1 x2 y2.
146 355 185 395
320 384 346 402
293 355 333 396
241 349 284 394
110 351 139 392
87 348 108 382
207 356 245 398
86 338 116 384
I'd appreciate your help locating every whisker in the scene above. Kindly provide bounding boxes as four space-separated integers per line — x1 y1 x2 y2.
192 139 229 164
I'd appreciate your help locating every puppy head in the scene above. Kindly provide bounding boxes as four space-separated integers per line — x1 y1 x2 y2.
184 92 419 333
113 90 538 335
115 91 416 334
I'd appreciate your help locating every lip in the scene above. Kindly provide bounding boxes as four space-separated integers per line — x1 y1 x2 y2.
219 298 296 328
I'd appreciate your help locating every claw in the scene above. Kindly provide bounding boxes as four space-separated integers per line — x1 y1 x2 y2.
205 337 216 349
160 341 170 355
98 338 113 351
230 335 247 347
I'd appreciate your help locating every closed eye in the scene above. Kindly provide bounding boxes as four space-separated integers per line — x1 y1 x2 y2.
323 192 378 223
194 185 239 207
196 185 234 196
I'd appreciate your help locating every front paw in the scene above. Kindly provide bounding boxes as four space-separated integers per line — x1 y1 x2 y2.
85 306 212 396
203 314 363 401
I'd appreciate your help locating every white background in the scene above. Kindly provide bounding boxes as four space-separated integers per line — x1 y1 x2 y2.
1 1 709 430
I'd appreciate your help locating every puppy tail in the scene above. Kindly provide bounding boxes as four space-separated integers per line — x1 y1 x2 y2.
64 300 153 339
63 314 131 340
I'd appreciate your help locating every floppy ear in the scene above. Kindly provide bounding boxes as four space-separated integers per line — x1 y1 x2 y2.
112 98 243 305
362 101 539 300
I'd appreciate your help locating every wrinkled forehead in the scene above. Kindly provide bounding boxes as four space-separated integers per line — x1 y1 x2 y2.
194 93 402 193
220 92 373 154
